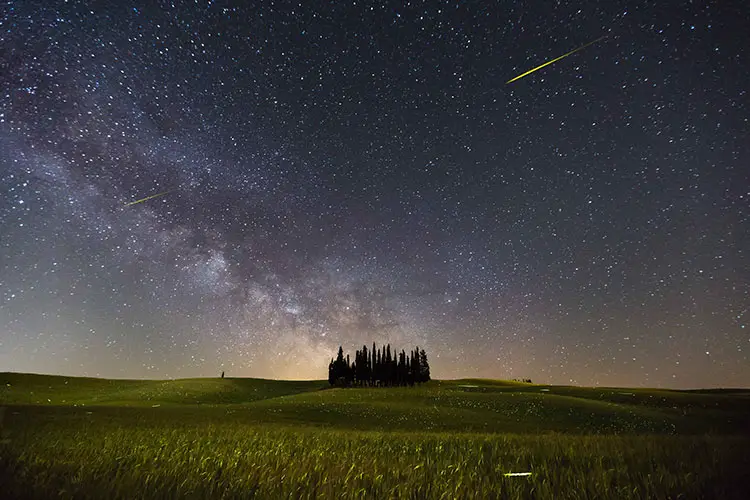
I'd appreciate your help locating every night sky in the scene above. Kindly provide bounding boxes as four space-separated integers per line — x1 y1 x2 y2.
1 1 747 388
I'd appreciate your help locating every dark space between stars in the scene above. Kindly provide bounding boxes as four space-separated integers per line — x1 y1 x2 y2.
1 0 747 388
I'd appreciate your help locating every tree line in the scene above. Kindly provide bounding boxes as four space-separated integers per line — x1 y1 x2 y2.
328 343 430 387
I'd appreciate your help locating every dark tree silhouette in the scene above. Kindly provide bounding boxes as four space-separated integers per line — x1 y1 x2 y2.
327 343 432 387
419 348 430 382
329 346 352 386
411 347 420 383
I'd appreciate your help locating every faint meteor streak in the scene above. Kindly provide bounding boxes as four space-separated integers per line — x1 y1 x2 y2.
123 189 175 207
506 35 607 84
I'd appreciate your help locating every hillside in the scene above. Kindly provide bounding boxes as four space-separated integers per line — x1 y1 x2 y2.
2 373 749 499
0 372 324 406
2 373 748 435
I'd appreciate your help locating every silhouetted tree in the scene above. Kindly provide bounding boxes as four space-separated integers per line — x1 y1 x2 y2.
376 346 383 385
418 348 430 382
406 353 414 386
385 344 393 386
329 346 351 386
411 347 420 382
328 343 432 388
345 354 354 385
355 345 371 386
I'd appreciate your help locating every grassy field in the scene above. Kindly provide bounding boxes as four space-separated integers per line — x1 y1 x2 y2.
1 373 749 498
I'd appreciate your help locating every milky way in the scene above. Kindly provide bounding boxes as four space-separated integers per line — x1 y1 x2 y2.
1 1 747 387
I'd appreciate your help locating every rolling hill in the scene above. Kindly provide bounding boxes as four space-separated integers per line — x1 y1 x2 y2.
2 372 747 434
2 373 749 499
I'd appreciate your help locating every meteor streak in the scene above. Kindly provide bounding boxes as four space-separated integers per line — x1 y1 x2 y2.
123 189 175 207
506 35 607 84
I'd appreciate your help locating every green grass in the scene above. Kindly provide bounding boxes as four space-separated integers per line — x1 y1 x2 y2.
1 373 749 499
0 372 323 406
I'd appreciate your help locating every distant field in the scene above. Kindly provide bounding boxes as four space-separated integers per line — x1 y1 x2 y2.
1 373 749 499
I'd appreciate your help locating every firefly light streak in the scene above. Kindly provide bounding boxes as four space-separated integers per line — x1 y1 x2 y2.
506 35 608 84
123 189 175 207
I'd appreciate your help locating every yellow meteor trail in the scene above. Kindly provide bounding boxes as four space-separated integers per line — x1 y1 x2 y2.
506 35 607 84
123 189 174 207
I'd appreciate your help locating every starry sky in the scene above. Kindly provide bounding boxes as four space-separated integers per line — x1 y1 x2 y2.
1 1 747 388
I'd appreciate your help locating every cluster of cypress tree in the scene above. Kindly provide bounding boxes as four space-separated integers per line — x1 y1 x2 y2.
328 343 430 387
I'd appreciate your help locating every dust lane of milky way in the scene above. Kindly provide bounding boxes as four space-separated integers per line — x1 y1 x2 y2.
0 1 747 388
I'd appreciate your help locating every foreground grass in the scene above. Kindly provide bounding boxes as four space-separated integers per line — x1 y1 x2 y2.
1 373 749 498
2 421 748 499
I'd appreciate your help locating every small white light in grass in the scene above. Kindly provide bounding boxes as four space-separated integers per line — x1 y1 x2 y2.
504 472 533 477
